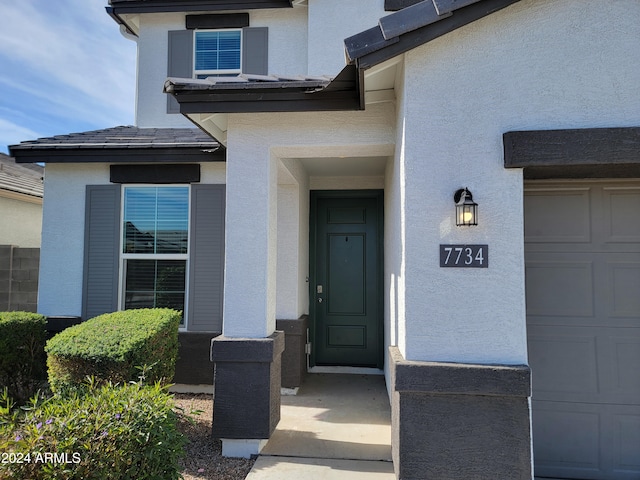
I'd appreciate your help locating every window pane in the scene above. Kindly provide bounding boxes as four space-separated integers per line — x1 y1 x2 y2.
124 259 157 310
156 188 189 254
218 31 241 49
218 51 241 70
195 30 241 72
123 187 156 253
124 259 186 322
123 187 189 254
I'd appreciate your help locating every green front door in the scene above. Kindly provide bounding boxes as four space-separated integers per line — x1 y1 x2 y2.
310 191 383 368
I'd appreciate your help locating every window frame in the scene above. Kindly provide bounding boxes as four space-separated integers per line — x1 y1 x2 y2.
118 184 192 330
193 28 243 78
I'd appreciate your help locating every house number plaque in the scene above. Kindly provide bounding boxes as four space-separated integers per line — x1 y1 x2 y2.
439 244 488 268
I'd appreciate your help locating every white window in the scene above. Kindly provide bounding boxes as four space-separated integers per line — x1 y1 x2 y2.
194 29 242 78
120 186 190 326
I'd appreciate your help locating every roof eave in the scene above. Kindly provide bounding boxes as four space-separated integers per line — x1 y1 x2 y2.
108 0 293 14
0 189 43 205
165 65 363 114
106 7 138 37
10 146 225 164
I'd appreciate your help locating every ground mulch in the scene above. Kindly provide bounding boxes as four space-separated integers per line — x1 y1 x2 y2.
174 394 256 480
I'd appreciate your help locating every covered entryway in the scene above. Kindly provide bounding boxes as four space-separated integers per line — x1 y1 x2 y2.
525 180 640 479
247 374 393 479
309 191 384 369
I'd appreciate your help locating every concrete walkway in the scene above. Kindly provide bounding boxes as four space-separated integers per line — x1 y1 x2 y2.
245 374 395 479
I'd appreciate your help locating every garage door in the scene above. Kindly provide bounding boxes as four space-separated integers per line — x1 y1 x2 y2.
525 181 640 480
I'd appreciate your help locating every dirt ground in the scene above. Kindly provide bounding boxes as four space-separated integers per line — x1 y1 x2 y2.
174 394 256 480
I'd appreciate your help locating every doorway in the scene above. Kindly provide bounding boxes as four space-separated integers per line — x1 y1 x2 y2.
309 191 384 368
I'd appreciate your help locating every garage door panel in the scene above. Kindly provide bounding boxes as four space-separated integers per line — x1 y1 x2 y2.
608 262 640 318
526 181 640 480
605 333 640 398
525 188 592 243
532 401 602 478
526 260 594 317
534 403 640 480
603 187 640 243
528 329 599 398
614 411 640 476
529 327 640 404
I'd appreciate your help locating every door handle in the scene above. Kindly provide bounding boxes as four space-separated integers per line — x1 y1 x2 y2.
318 297 323 303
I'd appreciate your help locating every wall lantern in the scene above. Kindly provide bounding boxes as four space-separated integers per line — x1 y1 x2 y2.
454 188 478 226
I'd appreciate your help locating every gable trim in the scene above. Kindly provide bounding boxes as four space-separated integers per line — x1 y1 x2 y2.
346 0 522 69
384 0 422 11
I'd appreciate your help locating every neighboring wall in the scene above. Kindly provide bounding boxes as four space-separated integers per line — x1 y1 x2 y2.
0 196 42 248
0 245 39 312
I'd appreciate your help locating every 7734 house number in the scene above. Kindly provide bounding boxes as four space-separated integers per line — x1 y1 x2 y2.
439 244 488 268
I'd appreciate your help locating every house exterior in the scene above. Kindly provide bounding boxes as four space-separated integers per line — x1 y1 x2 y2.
9 1 640 479
0 153 43 312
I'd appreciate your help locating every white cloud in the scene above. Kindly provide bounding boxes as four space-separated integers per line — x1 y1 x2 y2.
0 118 41 152
0 0 136 149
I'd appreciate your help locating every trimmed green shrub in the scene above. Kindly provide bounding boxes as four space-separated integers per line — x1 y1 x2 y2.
0 312 47 403
46 309 180 394
0 381 186 480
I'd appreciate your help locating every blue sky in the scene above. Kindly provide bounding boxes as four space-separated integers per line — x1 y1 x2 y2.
0 0 137 154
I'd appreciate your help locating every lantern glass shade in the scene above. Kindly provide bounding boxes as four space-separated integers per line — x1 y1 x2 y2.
454 188 478 226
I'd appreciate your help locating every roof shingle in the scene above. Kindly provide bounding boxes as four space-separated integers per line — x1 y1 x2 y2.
9 126 224 164
9 125 219 151
0 153 43 198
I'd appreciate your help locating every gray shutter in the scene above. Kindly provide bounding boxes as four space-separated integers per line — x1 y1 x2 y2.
242 27 268 75
82 185 121 320
188 184 225 332
167 30 193 114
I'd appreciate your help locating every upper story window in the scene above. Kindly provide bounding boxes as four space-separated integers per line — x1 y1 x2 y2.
194 29 242 78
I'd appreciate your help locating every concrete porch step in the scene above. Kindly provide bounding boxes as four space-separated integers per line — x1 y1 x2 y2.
246 374 394 479
246 456 395 480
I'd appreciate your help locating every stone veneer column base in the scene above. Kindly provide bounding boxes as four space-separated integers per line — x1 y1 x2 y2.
389 346 532 480
175 332 221 385
210 331 285 455
276 316 308 388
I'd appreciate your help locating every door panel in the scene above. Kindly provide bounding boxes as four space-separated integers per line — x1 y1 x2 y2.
328 233 365 315
311 192 383 368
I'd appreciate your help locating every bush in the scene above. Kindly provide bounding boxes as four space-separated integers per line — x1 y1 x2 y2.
0 312 47 403
46 309 180 395
0 381 186 480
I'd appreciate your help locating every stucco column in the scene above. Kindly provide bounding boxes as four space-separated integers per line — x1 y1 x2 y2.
211 138 283 458
223 144 278 338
